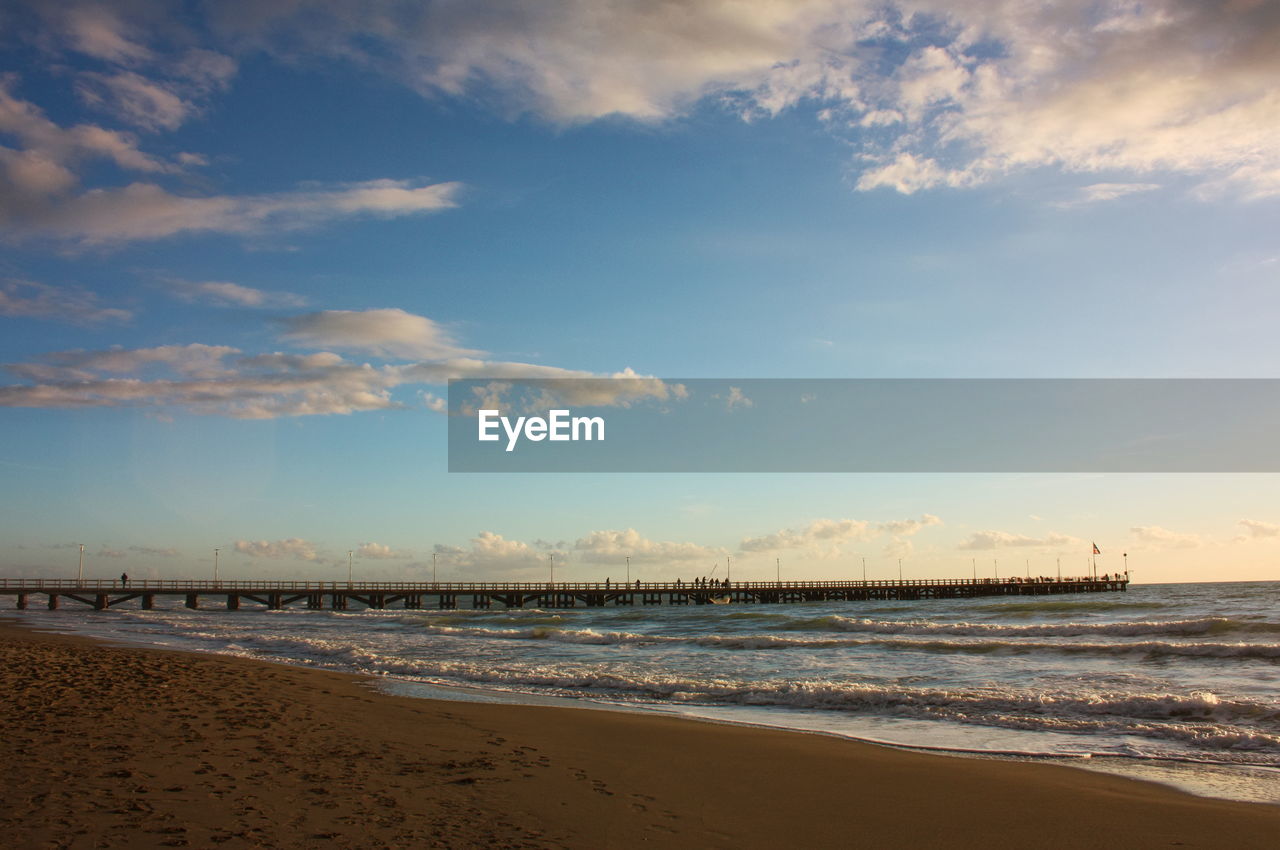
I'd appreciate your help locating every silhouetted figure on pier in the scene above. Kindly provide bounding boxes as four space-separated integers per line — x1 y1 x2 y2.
605 577 610 588
120 573 129 587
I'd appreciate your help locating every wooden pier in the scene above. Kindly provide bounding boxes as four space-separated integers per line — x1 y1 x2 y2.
0 576 1127 611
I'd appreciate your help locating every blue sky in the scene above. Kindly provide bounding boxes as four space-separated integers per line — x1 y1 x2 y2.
2 1 1279 583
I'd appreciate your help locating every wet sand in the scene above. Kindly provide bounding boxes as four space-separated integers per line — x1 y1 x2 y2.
2 619 1277 849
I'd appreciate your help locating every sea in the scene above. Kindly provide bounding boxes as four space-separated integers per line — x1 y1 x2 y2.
13 580 1280 804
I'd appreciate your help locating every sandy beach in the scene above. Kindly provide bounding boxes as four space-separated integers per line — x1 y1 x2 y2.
2 619 1277 849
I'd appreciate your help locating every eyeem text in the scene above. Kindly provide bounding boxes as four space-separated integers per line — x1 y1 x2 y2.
478 409 605 452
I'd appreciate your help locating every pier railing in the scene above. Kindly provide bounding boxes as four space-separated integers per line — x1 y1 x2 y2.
0 576 1116 591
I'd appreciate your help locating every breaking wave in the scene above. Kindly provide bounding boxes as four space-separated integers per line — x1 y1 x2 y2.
416 624 1280 660
184 627 1280 761
781 615 1280 638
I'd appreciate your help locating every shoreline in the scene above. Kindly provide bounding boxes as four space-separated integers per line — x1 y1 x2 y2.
377 676 1280 807
3 619 1279 848
21 608 1279 805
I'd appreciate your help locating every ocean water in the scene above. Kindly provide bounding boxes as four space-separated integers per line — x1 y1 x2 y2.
13 581 1280 803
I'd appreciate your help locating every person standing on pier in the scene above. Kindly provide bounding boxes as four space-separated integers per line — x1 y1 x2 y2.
120 572 129 587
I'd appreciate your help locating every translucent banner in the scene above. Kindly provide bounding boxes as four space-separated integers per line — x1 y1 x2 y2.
447 378 1280 472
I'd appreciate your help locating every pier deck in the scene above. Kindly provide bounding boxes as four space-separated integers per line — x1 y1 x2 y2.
0 576 1127 611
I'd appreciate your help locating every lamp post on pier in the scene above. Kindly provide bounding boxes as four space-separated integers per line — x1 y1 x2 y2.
625 555 630 584
214 548 220 584
347 550 353 586
77 543 84 583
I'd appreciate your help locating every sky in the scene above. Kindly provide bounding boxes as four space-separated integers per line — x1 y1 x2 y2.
2 0 1279 584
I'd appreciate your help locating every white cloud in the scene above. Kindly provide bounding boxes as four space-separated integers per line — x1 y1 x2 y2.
7 343 240 383
420 391 448 413
73 46 238 133
431 528 723 577
740 514 939 556
0 332 676 420
280 308 477 360
191 0 1280 199
879 514 942 537
572 528 724 564
174 49 238 92
434 531 553 575
863 1 1280 197
61 6 154 64
357 542 411 560
166 279 305 308
206 0 849 124
234 538 319 560
1055 182 1162 208
44 1 237 133
76 71 193 132
455 369 684 415
4 179 463 245
957 530 1080 551
95 547 127 559
0 76 174 171
725 386 753 410
855 153 971 194
1236 519 1280 540
0 345 399 418
0 279 132 324
0 67 457 245
742 518 873 554
1129 525 1201 549
0 147 77 196
13 1 1276 211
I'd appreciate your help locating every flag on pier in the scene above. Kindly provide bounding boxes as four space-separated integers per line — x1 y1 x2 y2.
1092 542 1101 555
